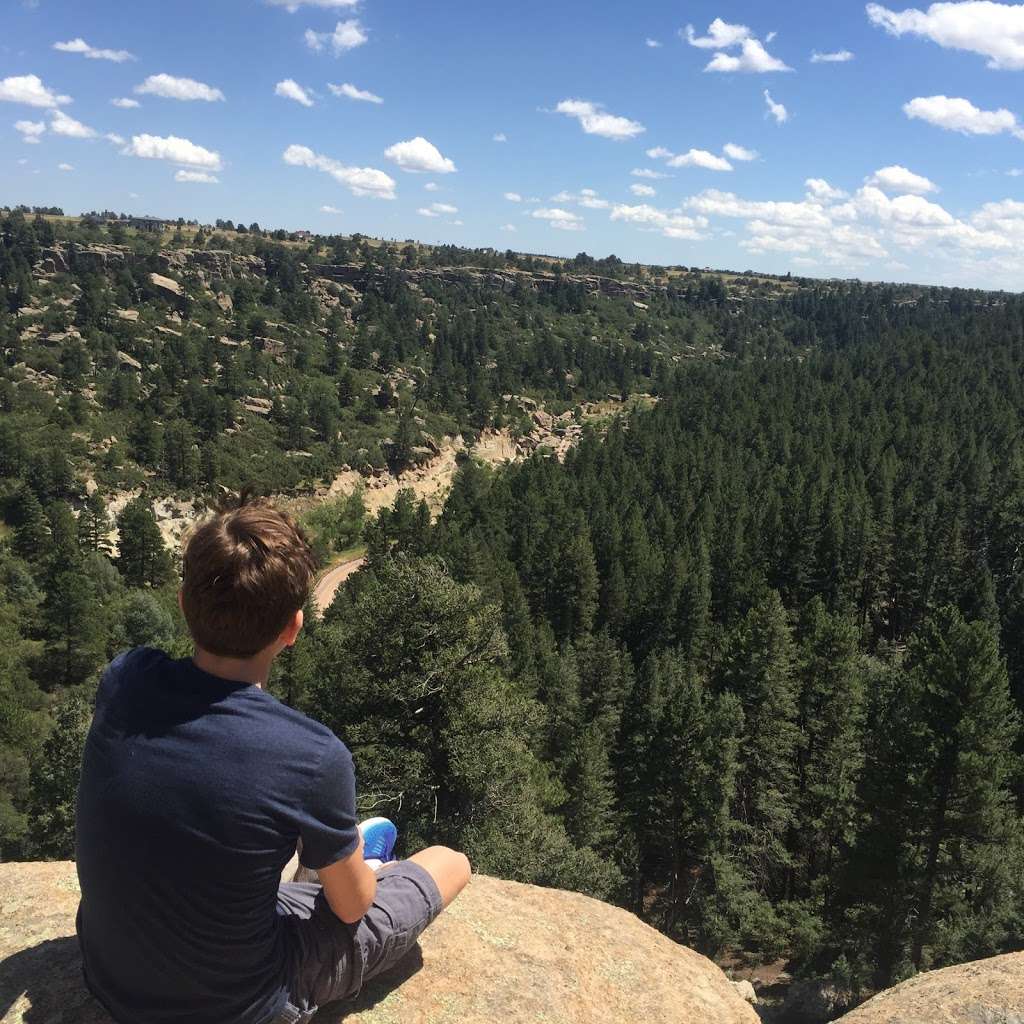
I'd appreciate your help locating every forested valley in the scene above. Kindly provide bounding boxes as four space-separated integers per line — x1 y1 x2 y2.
3 208 1024 1014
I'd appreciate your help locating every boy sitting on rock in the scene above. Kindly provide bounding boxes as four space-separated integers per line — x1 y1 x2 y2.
75 494 470 1024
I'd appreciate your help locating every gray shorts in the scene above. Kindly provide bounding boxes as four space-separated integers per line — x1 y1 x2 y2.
271 861 443 1023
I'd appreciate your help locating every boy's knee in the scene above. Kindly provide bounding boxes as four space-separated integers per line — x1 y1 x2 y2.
426 846 471 886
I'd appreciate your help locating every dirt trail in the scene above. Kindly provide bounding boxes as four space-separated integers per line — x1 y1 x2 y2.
312 555 367 615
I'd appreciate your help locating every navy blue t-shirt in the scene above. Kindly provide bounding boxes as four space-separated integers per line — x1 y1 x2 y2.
75 647 359 1024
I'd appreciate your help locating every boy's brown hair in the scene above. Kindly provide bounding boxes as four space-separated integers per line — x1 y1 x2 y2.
180 491 318 659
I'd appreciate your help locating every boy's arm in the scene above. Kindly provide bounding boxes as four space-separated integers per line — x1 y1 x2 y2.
317 829 377 923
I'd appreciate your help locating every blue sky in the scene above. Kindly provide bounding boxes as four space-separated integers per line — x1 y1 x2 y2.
2 0 1023 288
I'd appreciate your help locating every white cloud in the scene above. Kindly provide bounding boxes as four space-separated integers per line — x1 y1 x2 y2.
500 223 517 231
805 178 848 201
867 1 1024 70
685 18 752 49
267 0 358 10
58 162 73 171
765 90 789 123
276 79 315 107
724 142 758 161
646 147 673 159
0 74 70 108
555 98 645 140
175 169 219 183
811 49 854 62
531 207 584 230
50 109 97 138
135 74 224 102
493 132 507 142
645 38 662 48
867 164 939 194
305 19 367 54
631 183 657 196
15 119 45 143
104 132 125 145
283 143 396 198
669 148 733 171
111 97 140 109
705 38 792 72
125 133 223 170
329 82 383 104
610 203 708 240
384 136 456 174
1008 167 1024 176
17 158 28 165
552 187 610 208
53 38 134 62
504 191 523 202
419 202 458 217
424 181 439 191
631 167 668 179
321 204 343 213
903 94 1023 137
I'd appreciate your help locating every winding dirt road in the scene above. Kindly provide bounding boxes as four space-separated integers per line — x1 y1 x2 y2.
312 555 367 615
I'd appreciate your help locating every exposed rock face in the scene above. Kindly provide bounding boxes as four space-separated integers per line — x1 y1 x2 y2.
156 249 265 280
834 952 1024 1023
0 862 758 1024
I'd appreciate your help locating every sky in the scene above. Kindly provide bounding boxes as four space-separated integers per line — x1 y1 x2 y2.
1 0 1024 289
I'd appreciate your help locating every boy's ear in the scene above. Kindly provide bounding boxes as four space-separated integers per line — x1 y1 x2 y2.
283 608 303 648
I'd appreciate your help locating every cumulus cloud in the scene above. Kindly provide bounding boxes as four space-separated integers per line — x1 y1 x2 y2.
724 142 758 161
645 38 662 48
765 90 789 123
305 19 367 54
276 79 315 106
903 94 1023 137
53 38 134 62
631 183 657 196
493 132 507 141
805 178 848 201
384 136 456 173
811 49 855 62
283 143 395 198
50 109 97 138
555 98 645 140
135 74 224 102
104 132 125 145
504 191 523 201
175 169 219 183
0 74 70 108
867 1 1024 70
500 223 517 231
111 97 140 108
531 207 585 230
867 164 939 194
329 82 383 103
418 201 458 217
552 187 610 208
669 148 734 171
706 38 792 72
685 18 752 48
424 182 439 191
631 167 668 179
124 133 223 170
267 0 358 10
610 203 708 240
15 119 45 143
321 204 343 213
58 162 73 171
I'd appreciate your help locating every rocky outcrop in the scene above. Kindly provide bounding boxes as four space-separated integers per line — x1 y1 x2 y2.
834 951 1024 1023
148 273 188 310
38 245 130 275
156 249 265 280
0 862 758 1024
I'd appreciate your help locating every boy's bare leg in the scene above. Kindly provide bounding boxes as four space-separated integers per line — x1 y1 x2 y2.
387 845 471 908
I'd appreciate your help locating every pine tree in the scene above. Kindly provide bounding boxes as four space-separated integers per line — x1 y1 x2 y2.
78 490 111 554
116 497 173 588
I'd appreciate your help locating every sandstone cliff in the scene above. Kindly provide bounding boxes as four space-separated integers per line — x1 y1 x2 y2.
0 862 758 1024
834 950 1024 1023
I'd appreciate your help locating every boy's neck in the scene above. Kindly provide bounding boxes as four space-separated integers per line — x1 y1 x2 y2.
190 646 274 688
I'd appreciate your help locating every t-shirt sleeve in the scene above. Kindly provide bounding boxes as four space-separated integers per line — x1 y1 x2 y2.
297 737 360 870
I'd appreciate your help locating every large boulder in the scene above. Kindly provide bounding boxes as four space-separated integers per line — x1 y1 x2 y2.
835 951 1024 1023
0 862 758 1024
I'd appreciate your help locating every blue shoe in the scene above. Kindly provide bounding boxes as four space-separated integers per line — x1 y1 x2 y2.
359 817 398 862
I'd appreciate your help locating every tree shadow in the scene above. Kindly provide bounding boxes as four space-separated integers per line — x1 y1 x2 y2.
0 936 425 1023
